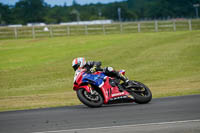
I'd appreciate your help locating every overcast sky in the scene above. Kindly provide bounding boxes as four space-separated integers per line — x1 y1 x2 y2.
0 0 125 6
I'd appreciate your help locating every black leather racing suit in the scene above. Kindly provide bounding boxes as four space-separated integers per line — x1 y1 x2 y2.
83 61 128 82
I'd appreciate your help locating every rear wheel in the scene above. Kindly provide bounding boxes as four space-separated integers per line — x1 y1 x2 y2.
76 88 103 108
126 81 152 104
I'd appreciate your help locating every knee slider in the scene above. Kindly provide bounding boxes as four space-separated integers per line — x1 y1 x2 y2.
103 67 114 74
107 67 114 72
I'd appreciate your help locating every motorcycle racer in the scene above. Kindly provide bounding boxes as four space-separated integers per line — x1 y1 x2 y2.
72 57 130 85
72 57 152 107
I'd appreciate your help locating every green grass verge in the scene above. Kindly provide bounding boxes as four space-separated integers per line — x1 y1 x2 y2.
0 31 200 112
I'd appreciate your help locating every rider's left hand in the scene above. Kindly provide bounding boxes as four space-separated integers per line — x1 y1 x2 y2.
90 66 97 73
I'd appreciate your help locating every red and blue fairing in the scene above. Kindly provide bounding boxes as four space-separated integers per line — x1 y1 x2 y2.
82 72 107 87
73 69 133 104
73 69 106 92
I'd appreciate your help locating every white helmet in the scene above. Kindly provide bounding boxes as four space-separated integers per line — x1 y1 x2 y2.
72 57 86 71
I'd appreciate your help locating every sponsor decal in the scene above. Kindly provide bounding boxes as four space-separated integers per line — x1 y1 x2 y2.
112 92 125 97
110 96 128 101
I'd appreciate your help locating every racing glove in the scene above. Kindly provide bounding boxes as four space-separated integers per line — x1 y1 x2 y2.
90 66 97 73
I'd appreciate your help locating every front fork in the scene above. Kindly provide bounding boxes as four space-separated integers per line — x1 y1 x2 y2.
79 84 96 94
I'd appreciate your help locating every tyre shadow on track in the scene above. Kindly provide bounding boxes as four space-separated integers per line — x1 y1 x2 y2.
72 101 153 110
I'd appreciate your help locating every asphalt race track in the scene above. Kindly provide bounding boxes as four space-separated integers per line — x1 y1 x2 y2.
0 95 200 133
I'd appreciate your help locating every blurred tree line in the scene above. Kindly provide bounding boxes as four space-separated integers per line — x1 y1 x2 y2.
0 0 200 25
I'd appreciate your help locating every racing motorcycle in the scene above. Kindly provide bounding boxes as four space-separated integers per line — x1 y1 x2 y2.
73 69 152 107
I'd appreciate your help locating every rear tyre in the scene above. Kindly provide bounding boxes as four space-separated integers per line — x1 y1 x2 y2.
76 88 103 108
127 81 152 104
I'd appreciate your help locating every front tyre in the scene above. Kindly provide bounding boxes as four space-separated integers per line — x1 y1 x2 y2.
76 88 103 108
128 81 152 104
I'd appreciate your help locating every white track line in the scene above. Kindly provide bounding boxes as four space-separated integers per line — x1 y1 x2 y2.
33 119 200 133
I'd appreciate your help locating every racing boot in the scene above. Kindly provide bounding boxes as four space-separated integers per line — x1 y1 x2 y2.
117 72 132 88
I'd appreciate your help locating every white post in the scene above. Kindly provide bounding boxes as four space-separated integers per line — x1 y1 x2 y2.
32 26 35 39
155 20 158 32
85 25 88 35
14 27 18 39
50 26 53 37
102 24 106 35
67 26 70 36
120 23 123 33
188 19 192 31
173 20 176 32
138 23 141 32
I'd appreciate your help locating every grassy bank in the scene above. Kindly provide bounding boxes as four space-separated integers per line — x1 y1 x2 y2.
0 31 200 111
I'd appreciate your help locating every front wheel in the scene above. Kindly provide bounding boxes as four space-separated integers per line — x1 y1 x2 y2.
76 88 103 108
126 81 152 104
